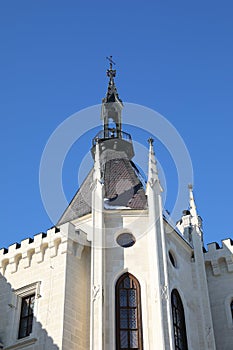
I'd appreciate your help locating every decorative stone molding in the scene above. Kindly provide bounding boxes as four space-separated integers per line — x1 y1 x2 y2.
14 281 41 299
0 258 9 275
92 285 101 301
211 260 221 276
3 337 37 350
0 228 62 275
49 238 61 258
0 224 87 275
226 256 233 272
205 239 233 275
161 285 168 300
9 254 22 274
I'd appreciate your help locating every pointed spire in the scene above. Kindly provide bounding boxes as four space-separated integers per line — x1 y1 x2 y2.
99 56 124 140
188 184 202 229
188 184 197 217
105 56 122 103
146 138 162 195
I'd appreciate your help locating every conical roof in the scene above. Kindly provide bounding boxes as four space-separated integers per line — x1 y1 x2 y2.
57 158 147 225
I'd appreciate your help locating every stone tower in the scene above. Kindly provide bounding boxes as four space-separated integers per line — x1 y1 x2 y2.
1 60 233 349
57 59 216 349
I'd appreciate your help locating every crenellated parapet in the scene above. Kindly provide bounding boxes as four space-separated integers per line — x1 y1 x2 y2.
0 223 88 276
204 239 233 276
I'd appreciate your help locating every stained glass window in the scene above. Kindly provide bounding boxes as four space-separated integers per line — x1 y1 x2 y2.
116 273 143 349
171 289 188 350
18 294 35 339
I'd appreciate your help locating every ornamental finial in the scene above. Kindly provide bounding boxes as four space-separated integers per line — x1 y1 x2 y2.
148 137 154 145
106 55 116 83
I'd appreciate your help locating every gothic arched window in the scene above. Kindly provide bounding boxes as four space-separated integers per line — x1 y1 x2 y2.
231 300 233 320
116 273 143 349
171 289 188 350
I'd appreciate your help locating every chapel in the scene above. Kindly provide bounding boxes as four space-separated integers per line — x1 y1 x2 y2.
0 61 233 350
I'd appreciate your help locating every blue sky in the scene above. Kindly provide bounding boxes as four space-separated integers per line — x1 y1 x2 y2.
0 1 233 249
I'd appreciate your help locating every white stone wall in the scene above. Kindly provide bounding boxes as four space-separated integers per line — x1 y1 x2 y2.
0 274 12 345
166 222 218 349
0 227 67 349
61 247 90 350
205 240 233 350
166 226 200 349
2 210 232 350
102 211 215 350
0 223 91 350
104 211 156 349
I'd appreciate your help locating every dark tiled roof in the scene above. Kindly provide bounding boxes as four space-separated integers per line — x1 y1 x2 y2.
57 158 147 225
57 169 93 225
104 159 147 209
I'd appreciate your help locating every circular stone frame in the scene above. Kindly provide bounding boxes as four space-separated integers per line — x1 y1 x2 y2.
116 232 136 248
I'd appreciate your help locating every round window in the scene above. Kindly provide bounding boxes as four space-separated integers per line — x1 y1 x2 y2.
116 233 136 248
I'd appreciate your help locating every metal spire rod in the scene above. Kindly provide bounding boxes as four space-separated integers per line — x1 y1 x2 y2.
106 55 116 70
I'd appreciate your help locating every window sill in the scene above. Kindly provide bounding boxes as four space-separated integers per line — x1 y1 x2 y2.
3 337 37 350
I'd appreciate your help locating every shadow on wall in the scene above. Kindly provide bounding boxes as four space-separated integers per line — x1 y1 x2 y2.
0 273 59 350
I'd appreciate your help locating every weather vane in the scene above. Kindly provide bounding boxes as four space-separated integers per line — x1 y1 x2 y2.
106 55 116 82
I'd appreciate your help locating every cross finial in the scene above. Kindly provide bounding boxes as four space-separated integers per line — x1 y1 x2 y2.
106 55 116 82
106 55 116 70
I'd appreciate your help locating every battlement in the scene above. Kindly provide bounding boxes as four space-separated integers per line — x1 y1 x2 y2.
204 238 233 276
0 226 71 276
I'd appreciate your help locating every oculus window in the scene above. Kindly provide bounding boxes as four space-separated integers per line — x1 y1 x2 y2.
116 233 136 248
